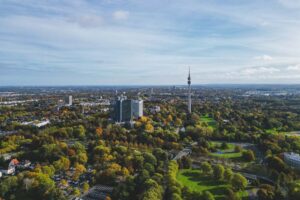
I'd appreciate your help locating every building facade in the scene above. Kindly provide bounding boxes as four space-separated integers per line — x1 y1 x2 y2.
132 100 143 119
68 95 73 106
113 96 143 122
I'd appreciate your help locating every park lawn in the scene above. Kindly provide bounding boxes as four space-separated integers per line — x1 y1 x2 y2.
266 128 279 134
210 151 242 159
210 141 235 151
209 141 242 159
200 115 217 129
266 129 291 137
177 169 230 200
177 169 248 200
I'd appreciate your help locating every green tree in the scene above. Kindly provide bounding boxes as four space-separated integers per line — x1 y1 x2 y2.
224 168 233 182
266 156 286 172
213 164 225 180
289 181 300 200
231 173 247 191
242 150 255 162
82 182 90 193
74 125 86 139
141 179 163 200
225 188 241 200
203 191 215 200
73 188 81 196
257 184 275 200
234 145 242 153
53 156 70 171
201 162 212 175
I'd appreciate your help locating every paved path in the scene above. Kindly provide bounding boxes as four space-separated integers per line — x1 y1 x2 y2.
173 148 192 160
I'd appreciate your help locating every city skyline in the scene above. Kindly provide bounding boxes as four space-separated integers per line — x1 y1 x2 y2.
1 0 300 85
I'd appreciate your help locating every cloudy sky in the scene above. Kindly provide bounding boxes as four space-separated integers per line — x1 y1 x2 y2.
1 0 300 85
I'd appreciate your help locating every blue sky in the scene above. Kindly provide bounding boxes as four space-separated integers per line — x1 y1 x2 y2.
1 0 300 85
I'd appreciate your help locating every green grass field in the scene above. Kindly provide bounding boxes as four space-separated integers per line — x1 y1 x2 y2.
177 169 248 200
210 151 242 159
209 141 242 159
266 128 279 134
210 141 235 150
266 129 300 139
200 115 217 128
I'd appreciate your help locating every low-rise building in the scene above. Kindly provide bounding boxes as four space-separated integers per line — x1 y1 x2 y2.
18 160 31 169
1 166 15 175
284 152 300 169
21 120 50 128
150 106 160 113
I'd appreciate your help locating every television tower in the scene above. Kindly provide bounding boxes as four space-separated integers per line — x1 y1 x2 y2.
188 67 192 114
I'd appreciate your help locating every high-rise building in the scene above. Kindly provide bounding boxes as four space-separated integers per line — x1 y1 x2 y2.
132 100 143 118
187 68 192 114
69 95 73 106
113 96 143 122
66 95 72 106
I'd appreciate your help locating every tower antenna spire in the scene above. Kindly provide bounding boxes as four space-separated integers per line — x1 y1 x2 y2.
187 67 192 114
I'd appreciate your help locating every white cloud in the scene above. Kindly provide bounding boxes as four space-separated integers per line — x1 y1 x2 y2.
219 64 300 83
69 14 103 28
237 66 280 76
287 64 300 71
113 10 129 20
254 55 273 61
2 0 300 84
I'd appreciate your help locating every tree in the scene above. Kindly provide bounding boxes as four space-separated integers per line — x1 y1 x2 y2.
77 152 88 164
41 165 55 177
73 188 81 196
225 188 241 200
74 125 86 139
201 162 212 175
141 179 163 200
289 181 300 200
203 191 215 200
257 184 275 200
53 156 70 171
143 152 157 166
234 145 242 153
0 176 18 197
231 173 247 191
221 142 229 150
19 172 57 200
213 164 225 180
145 123 154 133
166 161 182 200
75 163 86 174
266 156 286 172
224 168 233 182
172 193 183 200
180 156 192 169
96 127 103 137
242 150 255 162
82 182 89 193
175 118 182 127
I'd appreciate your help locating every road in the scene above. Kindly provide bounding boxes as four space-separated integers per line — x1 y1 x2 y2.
0 130 18 136
173 148 192 160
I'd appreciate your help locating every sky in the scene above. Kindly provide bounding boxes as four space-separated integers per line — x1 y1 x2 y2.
1 0 300 85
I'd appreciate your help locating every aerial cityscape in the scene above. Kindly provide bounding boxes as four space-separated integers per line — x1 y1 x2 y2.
1 1 300 200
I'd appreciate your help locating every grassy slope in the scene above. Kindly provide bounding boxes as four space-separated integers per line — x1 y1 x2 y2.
177 169 248 200
200 115 217 129
209 141 242 159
